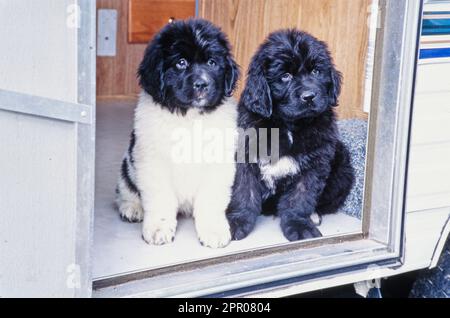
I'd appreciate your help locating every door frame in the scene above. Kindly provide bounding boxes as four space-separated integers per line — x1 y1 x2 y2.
92 0 423 297
75 0 96 297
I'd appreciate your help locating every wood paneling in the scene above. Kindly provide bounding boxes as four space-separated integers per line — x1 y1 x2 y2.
97 0 146 97
128 0 196 43
98 0 372 116
199 0 371 119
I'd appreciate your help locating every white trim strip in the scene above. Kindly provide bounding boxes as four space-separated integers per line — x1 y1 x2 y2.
0 89 92 124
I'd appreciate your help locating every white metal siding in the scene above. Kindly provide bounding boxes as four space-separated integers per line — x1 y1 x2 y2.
407 62 450 212
0 112 78 297
0 0 95 297
0 0 78 103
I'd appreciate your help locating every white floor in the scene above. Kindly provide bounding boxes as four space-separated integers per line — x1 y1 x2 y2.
93 97 362 280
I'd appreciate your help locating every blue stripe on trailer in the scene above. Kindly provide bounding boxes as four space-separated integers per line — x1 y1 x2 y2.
423 11 450 15
420 48 450 59
422 19 450 36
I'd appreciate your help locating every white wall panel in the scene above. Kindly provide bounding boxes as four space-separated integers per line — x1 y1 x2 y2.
0 111 78 297
0 0 78 103
407 62 450 212
410 93 450 146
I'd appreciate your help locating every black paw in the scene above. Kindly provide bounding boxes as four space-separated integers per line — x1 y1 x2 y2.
282 219 322 241
227 212 258 241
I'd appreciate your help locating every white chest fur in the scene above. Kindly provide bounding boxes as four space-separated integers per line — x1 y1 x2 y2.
260 156 300 191
132 92 237 248
133 92 238 205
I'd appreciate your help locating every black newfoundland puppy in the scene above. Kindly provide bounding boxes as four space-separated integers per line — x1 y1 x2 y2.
227 29 354 241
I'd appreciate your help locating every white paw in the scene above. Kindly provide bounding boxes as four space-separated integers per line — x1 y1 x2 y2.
259 163 276 190
196 222 231 248
310 212 322 226
142 220 176 245
117 201 144 223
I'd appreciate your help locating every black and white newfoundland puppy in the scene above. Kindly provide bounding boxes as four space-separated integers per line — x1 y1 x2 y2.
116 19 239 248
227 29 354 241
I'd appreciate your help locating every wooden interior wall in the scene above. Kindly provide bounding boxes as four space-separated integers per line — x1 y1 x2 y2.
97 0 371 118
199 0 371 119
128 0 196 43
97 0 146 97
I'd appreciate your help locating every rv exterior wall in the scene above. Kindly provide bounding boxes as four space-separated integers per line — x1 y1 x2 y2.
0 0 96 297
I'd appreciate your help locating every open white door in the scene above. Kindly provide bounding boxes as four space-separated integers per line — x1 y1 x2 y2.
0 0 95 297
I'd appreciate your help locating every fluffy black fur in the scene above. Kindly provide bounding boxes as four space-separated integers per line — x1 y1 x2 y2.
138 19 239 115
227 29 355 241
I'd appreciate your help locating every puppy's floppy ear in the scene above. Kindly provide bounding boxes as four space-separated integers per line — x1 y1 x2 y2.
241 56 272 118
329 66 342 107
224 56 240 97
138 40 165 101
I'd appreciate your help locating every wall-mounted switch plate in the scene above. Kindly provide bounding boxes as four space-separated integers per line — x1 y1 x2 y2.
97 9 118 57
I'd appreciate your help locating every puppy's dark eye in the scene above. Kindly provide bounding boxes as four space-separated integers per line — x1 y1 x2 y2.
207 58 217 67
176 58 189 70
281 73 293 82
311 68 320 76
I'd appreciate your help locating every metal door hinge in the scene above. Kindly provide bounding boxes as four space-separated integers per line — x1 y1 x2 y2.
354 278 382 298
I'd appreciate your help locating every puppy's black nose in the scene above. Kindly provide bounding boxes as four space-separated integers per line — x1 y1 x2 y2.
301 91 316 102
193 79 209 91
